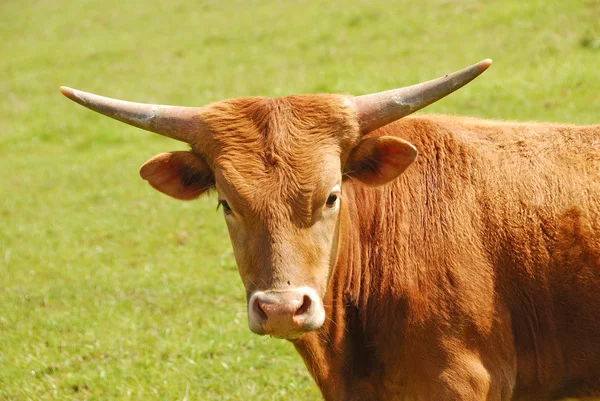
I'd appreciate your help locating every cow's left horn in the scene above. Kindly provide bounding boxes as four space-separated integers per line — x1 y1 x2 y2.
354 59 492 134
60 87 205 143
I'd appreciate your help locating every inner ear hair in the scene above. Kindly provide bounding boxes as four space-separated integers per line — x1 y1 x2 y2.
344 136 417 187
139 150 215 200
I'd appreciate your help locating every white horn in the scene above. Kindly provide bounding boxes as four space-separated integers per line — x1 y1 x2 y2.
60 87 206 143
354 59 492 134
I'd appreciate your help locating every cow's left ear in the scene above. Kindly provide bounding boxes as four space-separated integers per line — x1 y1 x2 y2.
139 151 214 200
344 136 417 186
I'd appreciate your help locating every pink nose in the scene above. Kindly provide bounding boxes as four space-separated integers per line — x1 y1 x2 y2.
248 288 325 338
255 294 310 321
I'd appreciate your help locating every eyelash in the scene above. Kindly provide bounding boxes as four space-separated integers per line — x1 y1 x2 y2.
218 200 232 214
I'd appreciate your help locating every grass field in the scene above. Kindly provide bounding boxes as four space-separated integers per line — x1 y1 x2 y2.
1 0 599 399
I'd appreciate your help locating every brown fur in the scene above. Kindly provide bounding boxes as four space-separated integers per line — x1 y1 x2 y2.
143 95 600 400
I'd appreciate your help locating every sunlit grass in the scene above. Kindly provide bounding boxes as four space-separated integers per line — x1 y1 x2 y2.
1 0 599 399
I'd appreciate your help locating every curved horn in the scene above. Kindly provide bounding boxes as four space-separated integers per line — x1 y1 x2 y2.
354 59 492 134
60 87 205 143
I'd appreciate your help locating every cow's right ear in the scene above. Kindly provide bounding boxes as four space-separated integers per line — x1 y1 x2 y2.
139 151 214 200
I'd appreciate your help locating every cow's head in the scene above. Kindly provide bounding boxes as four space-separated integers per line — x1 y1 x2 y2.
61 59 491 339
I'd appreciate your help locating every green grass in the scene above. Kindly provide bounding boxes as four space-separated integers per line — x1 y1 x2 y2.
1 0 599 399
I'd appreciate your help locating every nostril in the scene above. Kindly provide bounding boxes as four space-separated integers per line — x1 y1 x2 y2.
295 295 312 316
253 298 268 320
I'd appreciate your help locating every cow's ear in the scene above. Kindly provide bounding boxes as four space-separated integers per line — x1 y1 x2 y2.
344 136 417 186
139 151 214 200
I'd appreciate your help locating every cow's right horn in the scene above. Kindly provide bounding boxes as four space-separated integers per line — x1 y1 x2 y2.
60 87 205 143
354 59 492 134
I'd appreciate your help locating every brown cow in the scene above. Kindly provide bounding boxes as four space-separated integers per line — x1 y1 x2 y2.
61 60 600 401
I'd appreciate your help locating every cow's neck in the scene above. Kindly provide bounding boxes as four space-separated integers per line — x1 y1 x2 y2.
292 183 395 400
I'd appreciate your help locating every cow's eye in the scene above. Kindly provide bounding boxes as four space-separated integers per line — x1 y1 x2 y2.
325 194 338 208
218 200 232 214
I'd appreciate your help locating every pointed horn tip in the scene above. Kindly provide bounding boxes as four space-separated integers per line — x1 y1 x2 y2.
478 59 493 70
60 86 77 100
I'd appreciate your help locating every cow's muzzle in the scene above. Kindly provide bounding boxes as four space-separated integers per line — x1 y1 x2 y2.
247 287 325 339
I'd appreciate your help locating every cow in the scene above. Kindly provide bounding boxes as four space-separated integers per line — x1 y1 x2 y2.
60 59 600 401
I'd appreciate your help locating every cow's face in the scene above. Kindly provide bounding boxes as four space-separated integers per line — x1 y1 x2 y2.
214 155 343 339
139 95 417 339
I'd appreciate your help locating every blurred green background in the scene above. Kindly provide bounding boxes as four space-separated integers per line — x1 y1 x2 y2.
1 0 599 399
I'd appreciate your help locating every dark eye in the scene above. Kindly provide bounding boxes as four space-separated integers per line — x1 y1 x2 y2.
218 200 232 214
325 194 338 208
